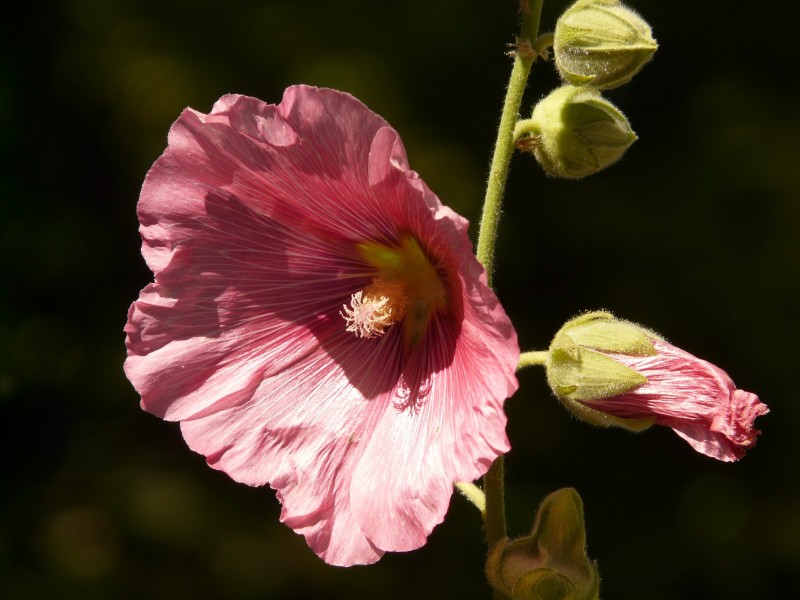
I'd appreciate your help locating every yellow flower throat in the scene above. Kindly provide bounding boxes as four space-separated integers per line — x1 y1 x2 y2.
342 236 447 346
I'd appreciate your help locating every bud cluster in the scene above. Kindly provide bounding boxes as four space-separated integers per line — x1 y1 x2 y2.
517 0 657 178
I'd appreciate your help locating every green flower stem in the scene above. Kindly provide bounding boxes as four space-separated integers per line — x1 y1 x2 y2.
518 350 550 370
483 458 510 600
455 482 487 515
477 6 544 595
475 0 544 280
533 32 555 56
475 53 534 286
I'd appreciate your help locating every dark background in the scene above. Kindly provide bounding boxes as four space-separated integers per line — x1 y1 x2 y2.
2 1 797 598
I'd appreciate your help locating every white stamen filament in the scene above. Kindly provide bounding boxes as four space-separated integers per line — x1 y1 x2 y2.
341 280 407 338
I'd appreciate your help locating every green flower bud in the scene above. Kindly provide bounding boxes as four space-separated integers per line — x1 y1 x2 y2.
486 488 600 600
517 85 636 179
545 311 659 431
554 0 657 89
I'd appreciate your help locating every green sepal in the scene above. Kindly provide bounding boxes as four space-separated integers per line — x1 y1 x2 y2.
513 569 576 600
544 311 660 431
558 310 659 356
548 346 646 402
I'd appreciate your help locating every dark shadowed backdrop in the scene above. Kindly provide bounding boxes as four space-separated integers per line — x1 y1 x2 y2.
1 1 798 598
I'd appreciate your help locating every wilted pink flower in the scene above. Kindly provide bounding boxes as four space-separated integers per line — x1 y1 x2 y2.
592 340 768 461
124 86 519 565
546 312 768 462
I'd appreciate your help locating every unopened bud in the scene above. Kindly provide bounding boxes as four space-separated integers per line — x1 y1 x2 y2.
554 0 657 89
518 86 636 179
486 488 600 600
546 311 659 431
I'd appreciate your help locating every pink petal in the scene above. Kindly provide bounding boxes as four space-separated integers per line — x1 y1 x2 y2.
595 340 768 461
351 311 515 551
179 328 394 565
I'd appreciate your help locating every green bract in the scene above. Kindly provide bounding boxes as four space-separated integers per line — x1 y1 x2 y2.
545 311 658 430
518 86 636 179
554 0 657 90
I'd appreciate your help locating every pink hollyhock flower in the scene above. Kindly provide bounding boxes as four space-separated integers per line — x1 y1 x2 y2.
546 312 768 462
124 86 519 566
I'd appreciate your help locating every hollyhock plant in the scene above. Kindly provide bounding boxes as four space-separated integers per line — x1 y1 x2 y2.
124 85 520 565
545 312 769 462
124 2 770 595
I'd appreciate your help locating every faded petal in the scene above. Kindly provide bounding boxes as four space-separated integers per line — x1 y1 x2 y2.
595 340 769 461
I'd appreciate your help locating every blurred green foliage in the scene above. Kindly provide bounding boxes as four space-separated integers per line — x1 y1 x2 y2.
1 1 798 599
